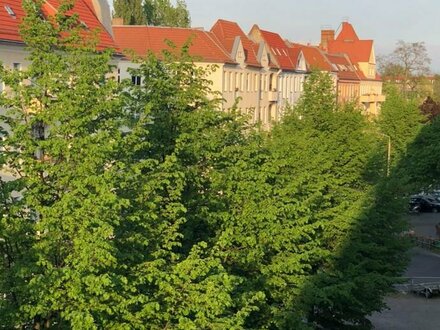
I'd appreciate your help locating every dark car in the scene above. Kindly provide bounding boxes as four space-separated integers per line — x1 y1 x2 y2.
409 195 440 213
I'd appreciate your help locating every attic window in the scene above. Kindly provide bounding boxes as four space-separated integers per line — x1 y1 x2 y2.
4 5 16 18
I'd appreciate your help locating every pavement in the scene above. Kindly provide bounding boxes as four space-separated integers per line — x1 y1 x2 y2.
370 213 440 329
370 294 440 330
408 212 440 238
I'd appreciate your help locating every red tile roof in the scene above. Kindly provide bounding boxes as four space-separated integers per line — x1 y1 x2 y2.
287 47 301 68
296 45 332 71
113 26 234 64
327 22 373 63
326 53 360 81
210 19 260 67
0 0 26 43
0 0 117 50
258 28 296 70
335 22 359 42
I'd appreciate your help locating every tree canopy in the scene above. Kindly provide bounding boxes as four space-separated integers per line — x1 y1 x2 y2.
113 0 147 25
378 41 432 98
113 0 191 27
144 0 191 27
0 2 410 329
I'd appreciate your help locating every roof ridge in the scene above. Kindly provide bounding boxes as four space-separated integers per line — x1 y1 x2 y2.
203 30 233 61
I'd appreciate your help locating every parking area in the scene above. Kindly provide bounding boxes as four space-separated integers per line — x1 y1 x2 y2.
370 213 440 329
408 212 440 238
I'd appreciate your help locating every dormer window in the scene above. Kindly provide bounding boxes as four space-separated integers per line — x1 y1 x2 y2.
4 5 16 18
80 21 89 29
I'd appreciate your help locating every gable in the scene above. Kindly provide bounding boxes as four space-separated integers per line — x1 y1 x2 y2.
231 36 246 65
297 51 307 71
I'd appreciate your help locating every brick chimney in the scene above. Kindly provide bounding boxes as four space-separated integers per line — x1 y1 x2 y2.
320 29 335 50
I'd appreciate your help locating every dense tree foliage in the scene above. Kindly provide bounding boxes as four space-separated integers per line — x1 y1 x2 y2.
113 0 191 27
377 85 423 169
144 0 191 27
378 41 432 98
0 1 409 329
113 0 147 25
420 96 440 122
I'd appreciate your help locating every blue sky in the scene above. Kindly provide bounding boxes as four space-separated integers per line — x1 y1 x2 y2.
109 0 440 72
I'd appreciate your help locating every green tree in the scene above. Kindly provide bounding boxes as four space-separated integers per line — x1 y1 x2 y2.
113 0 147 25
377 85 424 169
144 0 191 27
379 41 432 98
263 73 405 328
0 2 256 327
1 2 409 328
0 1 127 327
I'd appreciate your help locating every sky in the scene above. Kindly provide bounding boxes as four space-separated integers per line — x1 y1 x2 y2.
109 0 440 73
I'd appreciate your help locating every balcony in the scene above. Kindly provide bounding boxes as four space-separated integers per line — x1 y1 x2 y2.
360 93 386 103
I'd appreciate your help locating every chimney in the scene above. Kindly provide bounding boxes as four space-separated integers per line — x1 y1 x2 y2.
320 29 334 50
90 0 114 36
112 17 124 26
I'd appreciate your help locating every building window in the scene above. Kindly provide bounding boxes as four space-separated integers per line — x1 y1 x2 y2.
117 68 121 83
131 75 141 85
246 73 250 92
13 63 21 70
228 72 233 92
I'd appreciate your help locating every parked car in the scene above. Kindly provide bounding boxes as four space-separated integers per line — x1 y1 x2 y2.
409 195 440 213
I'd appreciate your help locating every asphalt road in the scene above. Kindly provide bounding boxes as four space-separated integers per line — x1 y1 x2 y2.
408 212 440 237
370 294 440 330
370 213 440 329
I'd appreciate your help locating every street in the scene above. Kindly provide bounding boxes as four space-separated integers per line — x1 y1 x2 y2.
370 213 440 329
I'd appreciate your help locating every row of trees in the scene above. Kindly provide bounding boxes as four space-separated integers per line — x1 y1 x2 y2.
378 40 440 102
113 0 191 27
0 1 427 329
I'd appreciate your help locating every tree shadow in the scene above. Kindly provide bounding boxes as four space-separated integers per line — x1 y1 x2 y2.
297 116 440 328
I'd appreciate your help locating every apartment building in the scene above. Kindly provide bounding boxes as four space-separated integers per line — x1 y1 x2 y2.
1 1 384 123
114 21 289 127
322 22 385 116
210 19 277 126
0 0 116 72
248 25 308 120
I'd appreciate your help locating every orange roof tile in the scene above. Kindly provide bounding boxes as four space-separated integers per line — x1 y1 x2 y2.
258 28 296 70
296 45 332 71
210 19 260 67
335 22 359 42
113 26 234 64
328 22 373 63
0 0 117 50
326 53 361 81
